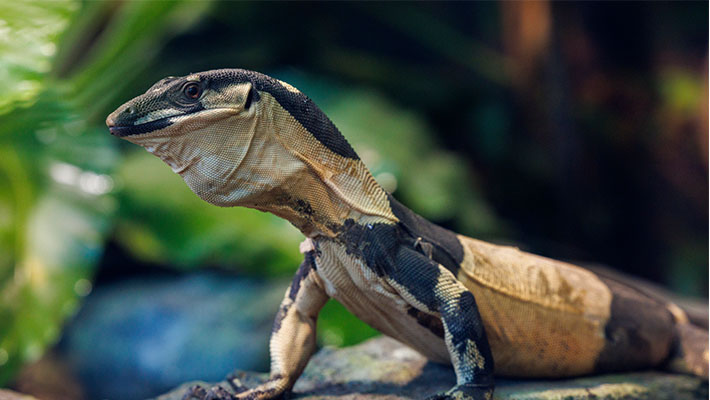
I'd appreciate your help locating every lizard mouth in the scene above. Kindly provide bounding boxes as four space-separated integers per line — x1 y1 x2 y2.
107 107 239 137
108 116 175 137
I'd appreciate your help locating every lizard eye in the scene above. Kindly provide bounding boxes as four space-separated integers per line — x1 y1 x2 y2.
183 82 202 100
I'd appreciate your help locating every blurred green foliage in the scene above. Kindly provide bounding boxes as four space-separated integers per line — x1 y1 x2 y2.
0 1 96 384
0 0 216 384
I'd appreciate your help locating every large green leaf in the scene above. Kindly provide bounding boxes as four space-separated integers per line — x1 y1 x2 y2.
0 0 215 385
0 1 77 113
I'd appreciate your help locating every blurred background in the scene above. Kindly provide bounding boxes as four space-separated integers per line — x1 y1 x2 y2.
0 2 707 399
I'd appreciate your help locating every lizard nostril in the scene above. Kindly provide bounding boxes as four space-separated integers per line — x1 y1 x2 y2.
125 106 136 115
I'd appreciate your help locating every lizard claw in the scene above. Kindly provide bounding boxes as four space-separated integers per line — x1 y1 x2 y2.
182 385 207 400
206 385 237 400
424 384 494 400
181 373 290 400
182 384 237 400
225 373 249 394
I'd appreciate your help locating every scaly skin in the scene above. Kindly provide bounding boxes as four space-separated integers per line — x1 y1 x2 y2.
107 69 708 400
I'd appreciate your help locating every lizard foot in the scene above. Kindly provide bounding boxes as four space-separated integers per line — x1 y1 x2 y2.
182 384 238 400
182 375 289 400
225 373 250 393
424 384 494 400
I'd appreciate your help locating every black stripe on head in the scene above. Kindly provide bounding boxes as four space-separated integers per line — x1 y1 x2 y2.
109 117 174 137
204 69 360 160
387 194 464 276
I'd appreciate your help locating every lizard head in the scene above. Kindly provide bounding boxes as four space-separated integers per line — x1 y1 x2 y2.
107 70 261 205
108 69 395 233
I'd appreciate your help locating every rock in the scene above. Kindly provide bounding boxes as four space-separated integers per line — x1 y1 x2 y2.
0 390 39 400
10 351 85 400
58 272 286 400
157 336 708 400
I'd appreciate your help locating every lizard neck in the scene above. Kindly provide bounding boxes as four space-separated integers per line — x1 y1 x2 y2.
240 93 398 237
246 154 396 238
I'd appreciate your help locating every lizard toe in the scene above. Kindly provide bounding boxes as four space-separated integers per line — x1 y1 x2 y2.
181 384 237 400
205 385 237 400
182 384 208 400
226 375 249 394
425 384 494 400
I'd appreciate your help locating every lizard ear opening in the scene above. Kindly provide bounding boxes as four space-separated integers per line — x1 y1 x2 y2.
244 84 259 109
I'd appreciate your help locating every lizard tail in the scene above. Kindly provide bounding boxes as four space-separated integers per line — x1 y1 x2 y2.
586 265 708 378
664 319 709 378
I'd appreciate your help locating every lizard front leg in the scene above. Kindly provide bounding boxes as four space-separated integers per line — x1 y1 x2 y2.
184 251 328 400
391 247 495 400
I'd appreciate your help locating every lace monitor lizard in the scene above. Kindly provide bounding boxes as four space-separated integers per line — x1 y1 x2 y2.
106 69 708 400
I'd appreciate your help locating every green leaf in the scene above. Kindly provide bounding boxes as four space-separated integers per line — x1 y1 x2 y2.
114 150 303 276
0 0 215 384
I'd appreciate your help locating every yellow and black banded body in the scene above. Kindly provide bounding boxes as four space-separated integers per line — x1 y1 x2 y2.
107 69 708 400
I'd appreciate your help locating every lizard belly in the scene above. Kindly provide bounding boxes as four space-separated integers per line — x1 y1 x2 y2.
456 236 613 377
314 239 450 364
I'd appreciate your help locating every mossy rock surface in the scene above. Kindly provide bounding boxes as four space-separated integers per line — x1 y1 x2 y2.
158 336 708 400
